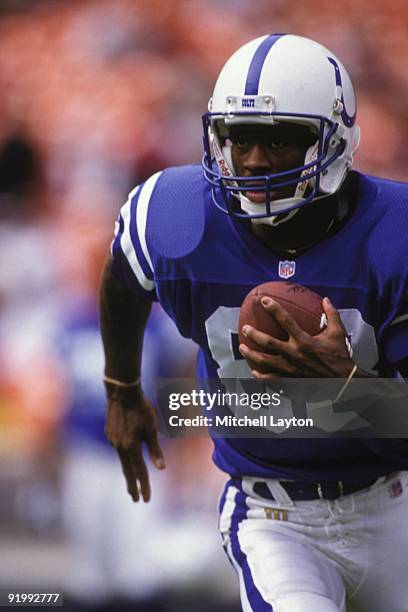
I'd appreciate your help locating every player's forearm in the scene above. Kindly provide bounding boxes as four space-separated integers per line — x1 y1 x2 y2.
99 254 152 382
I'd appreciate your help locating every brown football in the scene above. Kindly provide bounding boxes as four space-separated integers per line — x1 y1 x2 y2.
238 281 326 350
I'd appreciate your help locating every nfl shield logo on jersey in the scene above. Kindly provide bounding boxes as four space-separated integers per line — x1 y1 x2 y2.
278 260 296 279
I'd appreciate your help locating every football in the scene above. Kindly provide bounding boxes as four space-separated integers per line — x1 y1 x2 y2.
238 281 327 350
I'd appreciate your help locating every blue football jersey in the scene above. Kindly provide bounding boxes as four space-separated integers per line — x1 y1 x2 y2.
111 165 408 481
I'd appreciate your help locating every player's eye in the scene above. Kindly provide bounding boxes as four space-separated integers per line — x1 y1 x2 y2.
269 139 287 150
234 138 250 149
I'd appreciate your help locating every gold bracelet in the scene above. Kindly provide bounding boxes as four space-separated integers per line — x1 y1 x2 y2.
103 375 141 388
333 364 358 403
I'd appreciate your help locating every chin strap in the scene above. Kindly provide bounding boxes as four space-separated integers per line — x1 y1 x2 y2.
252 208 300 227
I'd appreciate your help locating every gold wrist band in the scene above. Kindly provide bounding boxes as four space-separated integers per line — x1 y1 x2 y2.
103 375 141 388
333 364 358 404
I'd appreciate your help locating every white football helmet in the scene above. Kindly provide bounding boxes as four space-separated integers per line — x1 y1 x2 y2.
202 34 360 224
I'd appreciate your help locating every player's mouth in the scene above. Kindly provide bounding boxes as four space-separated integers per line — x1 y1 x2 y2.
241 185 280 204
244 190 266 203
240 181 265 203
239 172 299 203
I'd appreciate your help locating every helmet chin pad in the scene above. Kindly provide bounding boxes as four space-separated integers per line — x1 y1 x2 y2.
235 205 298 226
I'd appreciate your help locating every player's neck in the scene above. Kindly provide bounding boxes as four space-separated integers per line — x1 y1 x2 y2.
251 175 357 257
251 197 337 255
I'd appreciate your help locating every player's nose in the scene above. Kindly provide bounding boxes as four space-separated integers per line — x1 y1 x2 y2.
244 143 274 174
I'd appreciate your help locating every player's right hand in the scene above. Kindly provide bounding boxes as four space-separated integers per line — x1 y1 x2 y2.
104 388 165 502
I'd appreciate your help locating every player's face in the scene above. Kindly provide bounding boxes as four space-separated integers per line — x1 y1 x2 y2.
229 124 316 203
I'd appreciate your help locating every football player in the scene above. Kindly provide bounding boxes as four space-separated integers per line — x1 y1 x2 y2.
99 34 408 611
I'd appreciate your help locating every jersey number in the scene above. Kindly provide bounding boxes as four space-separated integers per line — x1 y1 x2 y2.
205 306 379 432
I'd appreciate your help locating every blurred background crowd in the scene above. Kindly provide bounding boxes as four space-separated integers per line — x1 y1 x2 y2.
0 0 407 610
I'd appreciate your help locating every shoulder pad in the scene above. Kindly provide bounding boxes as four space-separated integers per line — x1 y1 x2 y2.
147 164 206 259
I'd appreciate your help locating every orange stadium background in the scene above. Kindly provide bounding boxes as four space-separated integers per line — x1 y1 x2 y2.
0 1 407 610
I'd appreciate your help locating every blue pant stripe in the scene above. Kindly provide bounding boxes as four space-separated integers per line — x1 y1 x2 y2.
218 478 232 516
230 490 273 611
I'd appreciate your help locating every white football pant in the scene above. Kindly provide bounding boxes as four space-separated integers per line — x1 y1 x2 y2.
219 473 408 611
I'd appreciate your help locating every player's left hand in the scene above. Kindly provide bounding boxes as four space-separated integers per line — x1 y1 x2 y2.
239 297 356 379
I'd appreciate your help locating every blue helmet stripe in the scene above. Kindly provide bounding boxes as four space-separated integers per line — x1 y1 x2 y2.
244 34 284 95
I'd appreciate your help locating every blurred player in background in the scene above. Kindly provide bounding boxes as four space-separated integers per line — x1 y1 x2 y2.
100 34 408 611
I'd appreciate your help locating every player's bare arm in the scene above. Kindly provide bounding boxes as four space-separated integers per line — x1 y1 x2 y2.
99 254 165 502
239 297 369 379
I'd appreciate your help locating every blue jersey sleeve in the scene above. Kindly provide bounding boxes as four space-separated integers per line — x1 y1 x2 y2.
369 181 408 365
110 173 163 301
381 264 408 365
